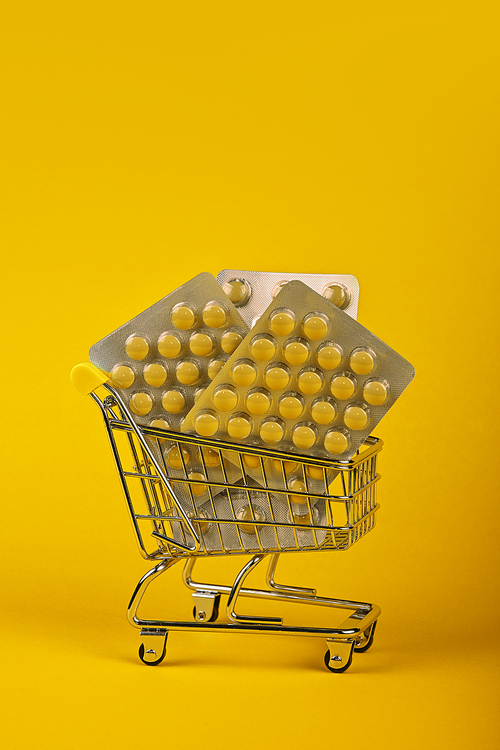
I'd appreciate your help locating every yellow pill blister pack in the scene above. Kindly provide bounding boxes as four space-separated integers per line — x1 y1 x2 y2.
217 269 359 327
89 273 250 505
89 272 249 430
182 280 415 462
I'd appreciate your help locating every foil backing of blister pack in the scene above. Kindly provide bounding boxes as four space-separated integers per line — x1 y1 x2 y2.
217 269 359 326
89 272 251 505
182 280 415 462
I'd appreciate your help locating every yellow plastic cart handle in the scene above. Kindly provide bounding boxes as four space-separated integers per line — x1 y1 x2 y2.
71 362 111 395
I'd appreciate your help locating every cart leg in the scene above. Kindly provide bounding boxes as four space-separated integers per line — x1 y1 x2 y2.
227 554 283 626
266 553 316 596
127 557 179 628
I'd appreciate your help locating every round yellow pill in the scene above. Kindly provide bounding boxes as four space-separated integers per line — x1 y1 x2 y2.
189 332 213 357
243 453 261 469
306 464 324 480
213 387 238 411
129 392 153 416
158 333 182 359
162 390 186 414
287 479 307 505
363 380 388 405
194 412 219 437
150 418 170 430
125 336 149 361
265 366 290 391
222 278 251 306
111 365 135 389
350 349 375 375
284 340 309 365
324 430 349 455
246 391 271 415
272 459 299 473
278 395 303 420
149 418 170 439
317 344 342 370
260 420 284 444
270 311 295 336
292 425 317 449
311 400 336 424
251 337 276 362
292 508 318 526
180 509 210 535
322 283 349 309
194 388 205 402
236 505 265 534
203 304 227 328
201 447 220 466
166 445 190 469
303 315 328 341
227 415 252 439
232 361 257 387
344 405 369 431
143 363 167 387
176 361 199 385
330 375 355 400
298 370 323 395
171 305 196 330
208 359 225 380
187 473 207 497
221 331 243 354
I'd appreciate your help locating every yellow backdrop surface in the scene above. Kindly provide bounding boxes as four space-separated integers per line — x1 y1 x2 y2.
1 2 499 748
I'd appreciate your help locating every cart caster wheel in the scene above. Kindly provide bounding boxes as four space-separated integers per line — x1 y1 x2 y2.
354 620 378 653
138 631 168 666
192 592 220 623
324 644 354 673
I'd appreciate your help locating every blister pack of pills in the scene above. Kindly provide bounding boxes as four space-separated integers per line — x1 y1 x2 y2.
167 483 329 553
181 280 415 462
88 272 251 505
217 269 359 326
222 448 339 516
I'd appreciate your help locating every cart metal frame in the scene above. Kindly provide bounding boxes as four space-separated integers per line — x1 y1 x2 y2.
81 369 383 672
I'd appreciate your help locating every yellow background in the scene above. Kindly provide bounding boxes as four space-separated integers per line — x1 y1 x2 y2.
1 2 499 748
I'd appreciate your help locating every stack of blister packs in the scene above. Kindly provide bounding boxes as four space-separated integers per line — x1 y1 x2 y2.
89 270 414 551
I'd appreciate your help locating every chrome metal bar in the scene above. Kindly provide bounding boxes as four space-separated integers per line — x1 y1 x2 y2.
266 553 316 596
182 557 374 613
226 554 282 625
127 557 179 627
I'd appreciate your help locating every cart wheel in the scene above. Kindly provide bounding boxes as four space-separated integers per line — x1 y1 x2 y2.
324 646 353 673
354 620 378 654
192 593 220 623
138 634 168 666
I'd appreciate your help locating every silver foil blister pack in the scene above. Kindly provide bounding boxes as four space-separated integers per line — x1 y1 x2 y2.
182 280 415 462
89 272 250 504
167 484 329 553
217 269 359 326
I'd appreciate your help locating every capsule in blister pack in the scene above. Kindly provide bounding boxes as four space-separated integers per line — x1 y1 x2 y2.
181 280 415 462
89 272 250 502
217 269 359 326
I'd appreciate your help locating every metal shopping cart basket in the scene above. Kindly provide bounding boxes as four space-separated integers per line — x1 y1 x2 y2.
73 363 383 672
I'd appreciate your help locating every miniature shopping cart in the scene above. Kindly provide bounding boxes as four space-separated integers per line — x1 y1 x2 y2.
72 363 382 672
